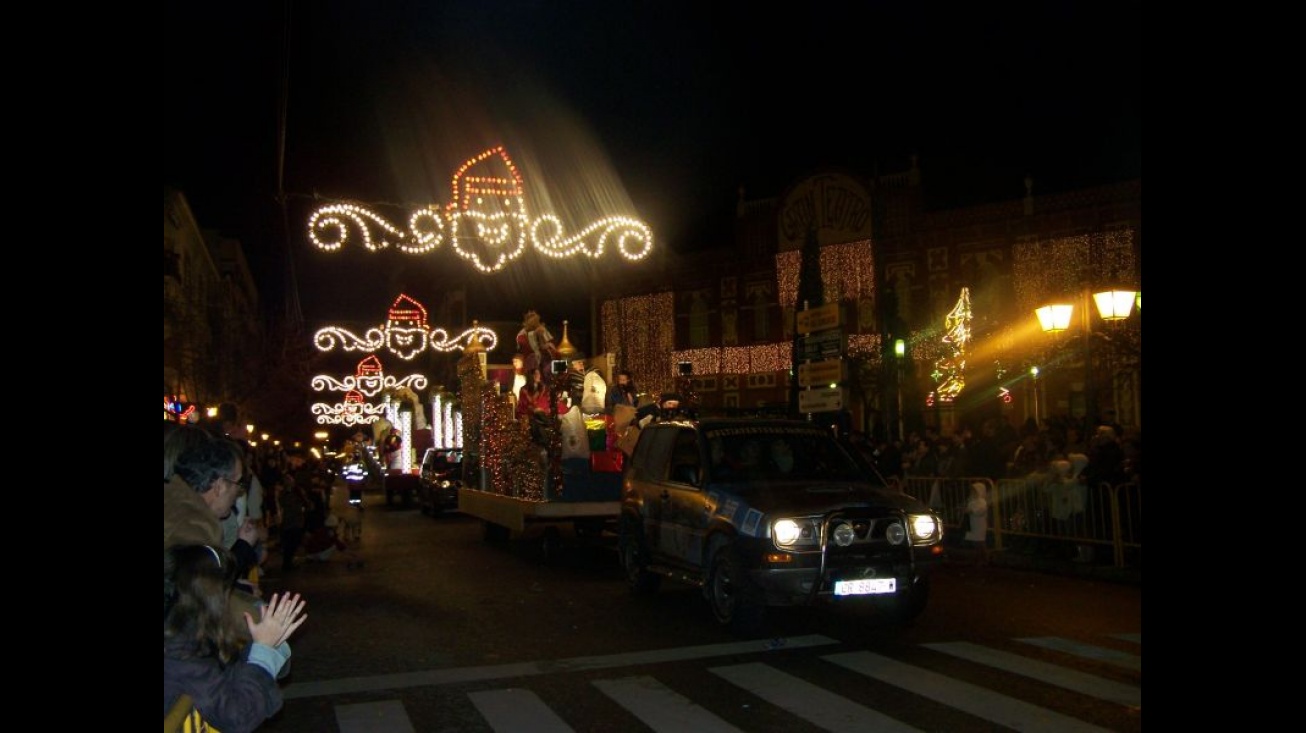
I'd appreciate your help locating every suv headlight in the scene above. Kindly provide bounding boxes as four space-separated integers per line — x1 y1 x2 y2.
772 517 820 548
907 513 941 544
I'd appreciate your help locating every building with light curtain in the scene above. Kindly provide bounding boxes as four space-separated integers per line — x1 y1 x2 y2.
594 157 1141 438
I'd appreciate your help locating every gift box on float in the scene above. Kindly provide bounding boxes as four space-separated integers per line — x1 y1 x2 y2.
584 417 609 452
590 449 624 473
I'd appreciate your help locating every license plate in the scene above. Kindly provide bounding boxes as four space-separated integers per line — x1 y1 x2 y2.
834 578 896 596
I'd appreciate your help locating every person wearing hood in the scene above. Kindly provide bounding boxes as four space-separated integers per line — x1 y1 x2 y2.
1046 453 1093 563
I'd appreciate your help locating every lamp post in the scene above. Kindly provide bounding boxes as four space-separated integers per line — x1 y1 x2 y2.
894 338 906 442
1029 366 1041 426
1035 288 1138 425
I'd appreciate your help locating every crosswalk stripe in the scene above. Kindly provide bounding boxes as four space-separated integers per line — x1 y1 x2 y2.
823 651 1115 733
592 675 743 733
468 688 575 732
1016 637 1142 671
710 661 923 732
283 634 838 699
335 700 415 733
921 641 1141 707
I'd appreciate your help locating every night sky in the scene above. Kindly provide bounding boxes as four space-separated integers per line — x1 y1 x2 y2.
165 1 1140 331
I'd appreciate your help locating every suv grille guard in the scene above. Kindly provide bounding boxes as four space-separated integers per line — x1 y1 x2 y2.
809 508 910 603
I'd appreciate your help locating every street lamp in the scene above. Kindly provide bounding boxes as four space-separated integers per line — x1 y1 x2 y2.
1035 288 1138 424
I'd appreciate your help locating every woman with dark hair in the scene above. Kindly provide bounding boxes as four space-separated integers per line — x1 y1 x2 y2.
516 367 552 421
164 543 307 732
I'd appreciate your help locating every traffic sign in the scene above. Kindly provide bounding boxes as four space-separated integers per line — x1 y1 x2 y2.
800 330 844 361
798 359 844 387
796 302 841 335
798 386 845 413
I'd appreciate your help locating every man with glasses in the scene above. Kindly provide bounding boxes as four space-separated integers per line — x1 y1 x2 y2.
165 433 264 642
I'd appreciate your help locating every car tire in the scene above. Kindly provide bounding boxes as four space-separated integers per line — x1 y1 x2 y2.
707 545 765 633
620 516 661 595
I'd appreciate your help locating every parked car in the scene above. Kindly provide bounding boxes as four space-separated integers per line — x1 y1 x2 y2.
385 468 420 507
418 448 464 516
620 418 944 632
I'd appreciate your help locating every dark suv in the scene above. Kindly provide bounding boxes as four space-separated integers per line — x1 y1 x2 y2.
418 448 463 516
620 418 944 631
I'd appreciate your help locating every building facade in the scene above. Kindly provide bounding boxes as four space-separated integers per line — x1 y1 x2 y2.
596 158 1141 438
163 187 264 421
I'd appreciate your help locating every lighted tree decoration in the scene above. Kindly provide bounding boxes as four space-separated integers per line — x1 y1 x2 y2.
314 293 496 361
307 146 654 274
933 287 972 403
458 332 549 498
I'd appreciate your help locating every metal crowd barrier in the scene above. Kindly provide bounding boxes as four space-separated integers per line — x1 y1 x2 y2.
898 474 1141 569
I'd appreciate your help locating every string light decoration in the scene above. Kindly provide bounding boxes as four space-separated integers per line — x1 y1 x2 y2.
314 293 496 360
458 344 549 500
774 240 874 308
599 241 875 402
431 391 464 450
933 287 972 402
600 292 675 399
312 390 387 426
307 146 654 274
311 355 428 397
1012 229 1138 312
381 402 414 470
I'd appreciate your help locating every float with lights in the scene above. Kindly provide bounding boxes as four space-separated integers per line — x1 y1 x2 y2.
453 314 628 559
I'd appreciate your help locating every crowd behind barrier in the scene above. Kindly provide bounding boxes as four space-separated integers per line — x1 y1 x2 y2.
899 475 1141 569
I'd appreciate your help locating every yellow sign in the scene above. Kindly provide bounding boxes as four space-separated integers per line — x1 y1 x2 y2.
798 359 844 387
796 302 841 335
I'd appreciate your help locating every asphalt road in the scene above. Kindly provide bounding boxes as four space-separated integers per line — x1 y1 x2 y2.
256 488 1142 732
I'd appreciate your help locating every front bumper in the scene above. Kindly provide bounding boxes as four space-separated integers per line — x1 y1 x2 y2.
740 537 943 607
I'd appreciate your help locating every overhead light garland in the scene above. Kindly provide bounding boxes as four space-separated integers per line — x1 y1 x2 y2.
311 390 387 427
311 355 428 397
307 146 654 274
310 355 425 426
314 293 496 360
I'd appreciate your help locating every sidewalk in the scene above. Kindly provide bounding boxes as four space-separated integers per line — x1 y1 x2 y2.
950 546 1140 586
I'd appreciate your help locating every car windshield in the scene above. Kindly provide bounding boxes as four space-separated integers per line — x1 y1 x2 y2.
704 428 868 484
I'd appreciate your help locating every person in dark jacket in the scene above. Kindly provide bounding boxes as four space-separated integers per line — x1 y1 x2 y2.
164 544 307 732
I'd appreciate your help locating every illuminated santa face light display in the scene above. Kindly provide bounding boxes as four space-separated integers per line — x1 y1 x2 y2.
314 294 497 361
311 355 429 397
311 356 427 427
306 146 653 274
311 389 388 427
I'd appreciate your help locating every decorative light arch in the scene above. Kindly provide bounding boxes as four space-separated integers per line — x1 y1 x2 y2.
306 146 654 274
311 355 429 397
314 294 497 361
311 390 388 427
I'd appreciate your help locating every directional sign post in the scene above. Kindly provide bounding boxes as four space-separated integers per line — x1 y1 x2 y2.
796 302 841 335
798 358 844 388
798 386 845 413
800 330 844 361
796 303 847 415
